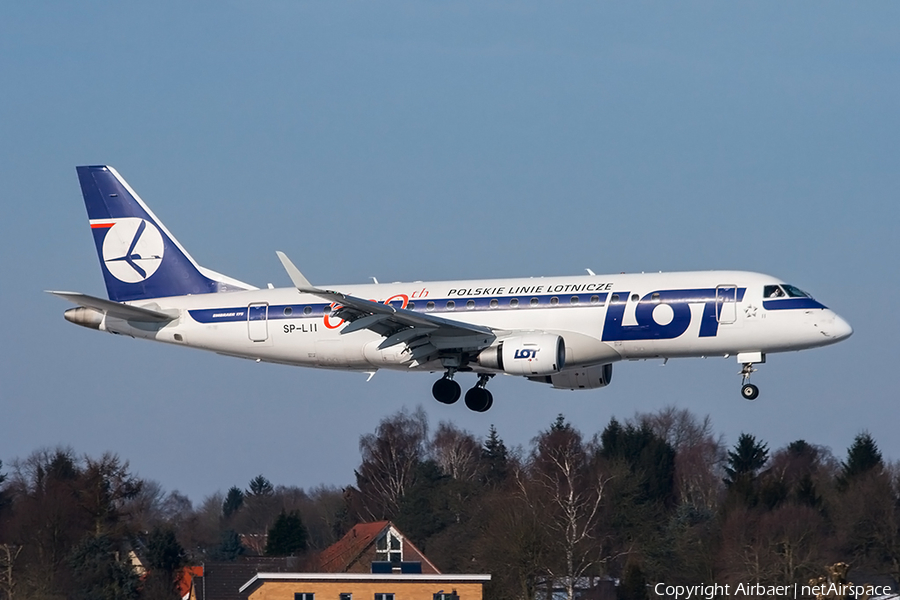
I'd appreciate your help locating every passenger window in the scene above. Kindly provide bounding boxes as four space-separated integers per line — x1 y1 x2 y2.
490 299 499 308
590 295 600 304
446 300 455 310
426 301 435 311
570 296 579 304
611 294 620 302
631 294 639 302
466 300 475 309
530 297 539 306
651 293 660 302
303 306 312 315
407 302 415 310
283 306 293 316
550 297 559 306
510 298 519 307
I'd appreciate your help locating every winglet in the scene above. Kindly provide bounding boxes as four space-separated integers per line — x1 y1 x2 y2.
276 251 319 292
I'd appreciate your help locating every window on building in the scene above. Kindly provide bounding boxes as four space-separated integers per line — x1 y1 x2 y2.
375 529 402 564
374 594 394 600
294 594 314 600
339 594 352 600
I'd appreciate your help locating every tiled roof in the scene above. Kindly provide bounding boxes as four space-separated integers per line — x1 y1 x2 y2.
192 557 306 600
177 565 203 599
315 521 391 573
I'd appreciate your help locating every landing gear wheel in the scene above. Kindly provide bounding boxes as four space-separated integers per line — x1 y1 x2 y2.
741 383 759 401
432 378 461 404
465 387 493 412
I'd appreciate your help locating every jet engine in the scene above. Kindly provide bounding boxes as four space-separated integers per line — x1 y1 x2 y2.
531 363 614 390
64 306 104 330
476 333 565 376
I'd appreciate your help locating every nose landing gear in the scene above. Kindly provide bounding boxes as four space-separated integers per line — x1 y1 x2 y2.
740 362 759 400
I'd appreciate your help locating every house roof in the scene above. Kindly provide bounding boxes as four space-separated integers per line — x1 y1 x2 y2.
315 521 391 573
177 566 203 599
314 521 440 574
191 557 306 600
240 573 491 595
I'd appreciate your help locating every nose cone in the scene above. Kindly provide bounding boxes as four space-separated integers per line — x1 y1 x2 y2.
830 314 853 341
818 311 852 344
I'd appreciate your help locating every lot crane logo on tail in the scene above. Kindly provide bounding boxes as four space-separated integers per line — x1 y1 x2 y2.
96 217 165 283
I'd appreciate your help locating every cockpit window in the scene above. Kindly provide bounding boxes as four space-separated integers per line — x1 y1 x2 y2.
782 284 811 298
764 285 785 298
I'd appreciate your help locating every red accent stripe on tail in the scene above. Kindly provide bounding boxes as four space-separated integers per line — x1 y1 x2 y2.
90 222 115 229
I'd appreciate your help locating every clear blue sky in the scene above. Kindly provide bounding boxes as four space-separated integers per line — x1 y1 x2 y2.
1 2 897 501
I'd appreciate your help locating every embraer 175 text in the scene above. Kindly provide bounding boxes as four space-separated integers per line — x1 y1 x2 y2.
51 166 853 412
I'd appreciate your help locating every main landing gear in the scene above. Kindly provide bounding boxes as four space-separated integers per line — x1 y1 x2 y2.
740 362 759 401
431 372 494 412
464 375 494 413
432 372 461 405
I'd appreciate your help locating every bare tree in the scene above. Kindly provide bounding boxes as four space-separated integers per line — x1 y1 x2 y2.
636 407 725 510
355 406 429 519
518 418 607 600
0 544 22 600
431 421 481 482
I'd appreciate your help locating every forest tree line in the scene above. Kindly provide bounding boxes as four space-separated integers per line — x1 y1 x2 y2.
0 405 898 600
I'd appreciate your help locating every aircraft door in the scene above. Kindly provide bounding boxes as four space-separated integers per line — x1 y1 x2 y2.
716 285 737 324
247 303 269 341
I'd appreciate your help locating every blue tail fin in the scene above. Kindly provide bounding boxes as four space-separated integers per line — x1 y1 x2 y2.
76 166 255 302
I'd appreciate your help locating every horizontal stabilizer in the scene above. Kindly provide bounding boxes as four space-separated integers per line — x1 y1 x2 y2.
48 291 175 322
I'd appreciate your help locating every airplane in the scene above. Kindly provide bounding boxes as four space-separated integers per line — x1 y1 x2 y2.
51 166 853 412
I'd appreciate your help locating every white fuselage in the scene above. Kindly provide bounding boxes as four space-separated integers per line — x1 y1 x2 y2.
97 270 851 376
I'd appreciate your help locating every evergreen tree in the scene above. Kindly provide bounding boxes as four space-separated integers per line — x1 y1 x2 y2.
600 418 676 506
247 475 274 498
481 425 509 485
222 486 244 518
143 526 186 599
68 534 140 600
618 561 650 600
211 529 245 561
551 413 571 432
395 460 459 547
145 526 185 574
723 433 768 485
723 433 768 507
265 511 308 556
840 432 883 486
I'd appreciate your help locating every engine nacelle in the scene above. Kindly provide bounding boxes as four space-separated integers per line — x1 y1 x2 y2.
64 307 104 330
535 363 613 390
476 333 566 376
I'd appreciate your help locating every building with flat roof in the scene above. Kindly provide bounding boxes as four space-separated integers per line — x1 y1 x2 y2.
240 573 489 600
187 521 490 600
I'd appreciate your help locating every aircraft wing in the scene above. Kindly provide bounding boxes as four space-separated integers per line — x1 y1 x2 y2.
48 291 175 322
276 252 496 365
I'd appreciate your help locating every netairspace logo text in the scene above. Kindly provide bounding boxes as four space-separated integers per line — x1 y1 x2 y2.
653 582 894 599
